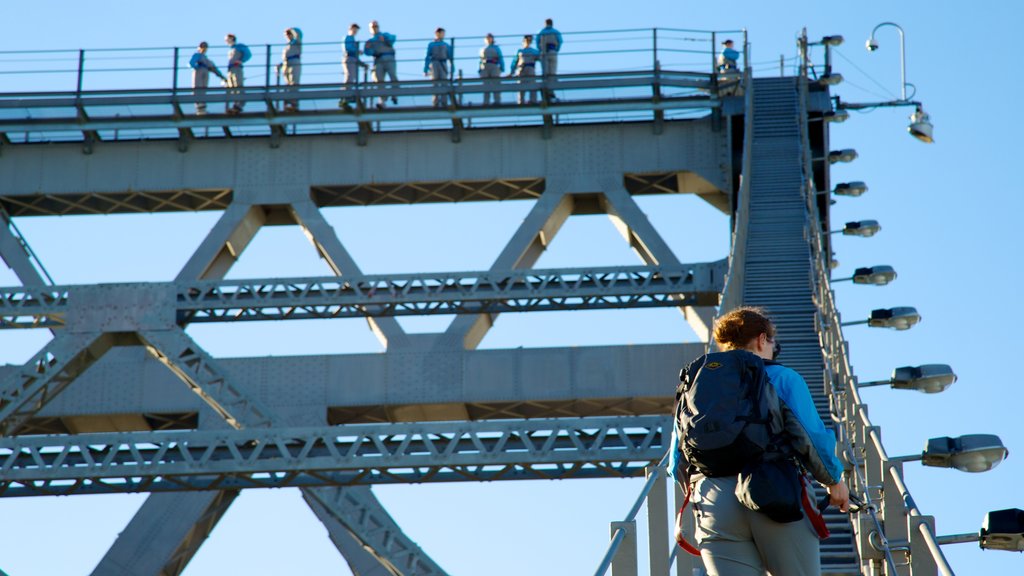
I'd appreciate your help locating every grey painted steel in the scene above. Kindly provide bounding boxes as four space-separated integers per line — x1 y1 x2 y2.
288 200 409 348
0 71 713 138
301 485 434 573
303 486 447 576
136 328 276 429
0 121 730 209
0 331 114 436
22 343 699 424
0 415 668 496
90 490 239 576
0 263 725 329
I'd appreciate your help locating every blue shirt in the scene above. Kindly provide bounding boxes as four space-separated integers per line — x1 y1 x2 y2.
537 26 563 53
365 32 396 58
344 35 360 60
424 40 452 73
513 47 541 72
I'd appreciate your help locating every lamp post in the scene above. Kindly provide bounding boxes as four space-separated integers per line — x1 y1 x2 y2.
858 364 956 393
842 306 920 330
833 265 897 285
830 220 881 237
866 22 913 102
833 181 867 197
891 434 1009 473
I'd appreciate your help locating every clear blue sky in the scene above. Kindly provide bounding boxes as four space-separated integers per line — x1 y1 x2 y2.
1 1 1021 575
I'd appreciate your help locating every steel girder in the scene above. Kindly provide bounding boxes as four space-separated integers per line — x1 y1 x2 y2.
0 416 667 497
0 263 725 330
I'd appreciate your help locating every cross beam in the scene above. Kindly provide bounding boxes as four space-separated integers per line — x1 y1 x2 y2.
0 416 668 497
0 262 726 329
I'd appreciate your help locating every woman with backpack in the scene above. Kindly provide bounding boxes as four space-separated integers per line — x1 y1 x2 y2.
671 306 850 575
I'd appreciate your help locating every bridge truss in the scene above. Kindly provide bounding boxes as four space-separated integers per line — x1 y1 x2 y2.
0 26 956 576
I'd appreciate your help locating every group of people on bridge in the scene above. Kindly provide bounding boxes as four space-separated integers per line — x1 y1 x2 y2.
189 19 564 116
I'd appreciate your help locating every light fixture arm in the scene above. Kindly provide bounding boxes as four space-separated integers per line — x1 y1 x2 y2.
869 22 909 101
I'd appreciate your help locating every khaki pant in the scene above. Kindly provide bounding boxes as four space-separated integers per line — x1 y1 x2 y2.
192 69 211 114
480 63 501 105
342 58 360 104
693 476 821 576
226 66 244 112
516 66 537 104
282 61 300 108
428 61 449 107
372 56 398 107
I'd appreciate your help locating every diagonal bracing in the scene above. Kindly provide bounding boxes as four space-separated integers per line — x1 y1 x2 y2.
0 416 667 497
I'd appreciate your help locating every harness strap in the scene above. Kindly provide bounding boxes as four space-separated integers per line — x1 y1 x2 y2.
800 477 831 540
673 482 702 557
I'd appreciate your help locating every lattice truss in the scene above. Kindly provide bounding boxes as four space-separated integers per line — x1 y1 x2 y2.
0 173 725 575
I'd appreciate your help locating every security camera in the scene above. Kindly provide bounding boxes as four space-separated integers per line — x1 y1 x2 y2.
865 38 879 51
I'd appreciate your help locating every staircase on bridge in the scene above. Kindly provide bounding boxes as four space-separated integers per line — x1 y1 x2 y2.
742 77 859 574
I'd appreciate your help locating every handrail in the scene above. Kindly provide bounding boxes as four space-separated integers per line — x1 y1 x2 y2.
593 455 669 576
796 31 956 575
0 27 746 96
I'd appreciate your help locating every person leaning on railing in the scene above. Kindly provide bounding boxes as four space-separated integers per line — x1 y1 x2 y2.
189 42 225 116
671 307 850 576
718 39 740 72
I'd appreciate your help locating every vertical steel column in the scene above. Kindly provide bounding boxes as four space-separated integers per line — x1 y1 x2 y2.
609 521 638 576
172 47 180 93
652 28 658 70
645 466 669 576
76 49 85 94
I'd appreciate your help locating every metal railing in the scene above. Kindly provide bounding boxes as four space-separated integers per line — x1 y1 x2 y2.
0 28 745 94
0 28 746 144
796 37 955 575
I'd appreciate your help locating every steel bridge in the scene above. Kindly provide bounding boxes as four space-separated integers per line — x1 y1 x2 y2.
0 27 961 575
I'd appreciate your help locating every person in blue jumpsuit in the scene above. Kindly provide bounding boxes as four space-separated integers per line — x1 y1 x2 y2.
364 20 398 109
278 27 302 112
423 28 453 108
479 33 505 106
718 39 740 72
670 306 851 576
537 18 563 102
189 42 225 115
339 23 366 110
510 35 541 105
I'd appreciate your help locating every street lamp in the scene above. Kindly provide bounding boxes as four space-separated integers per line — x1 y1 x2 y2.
858 364 956 393
842 306 920 330
828 148 858 163
831 220 880 237
835 265 896 285
937 509 1024 551
892 434 1009 473
868 306 920 329
823 109 850 123
908 105 934 143
833 181 867 197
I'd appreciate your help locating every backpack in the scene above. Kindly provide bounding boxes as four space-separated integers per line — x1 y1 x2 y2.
237 43 252 63
674 349 782 477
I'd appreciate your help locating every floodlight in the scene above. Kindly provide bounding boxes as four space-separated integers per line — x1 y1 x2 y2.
868 306 920 330
860 364 956 393
833 181 867 196
909 106 934 143
828 149 858 163
921 435 1008 473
